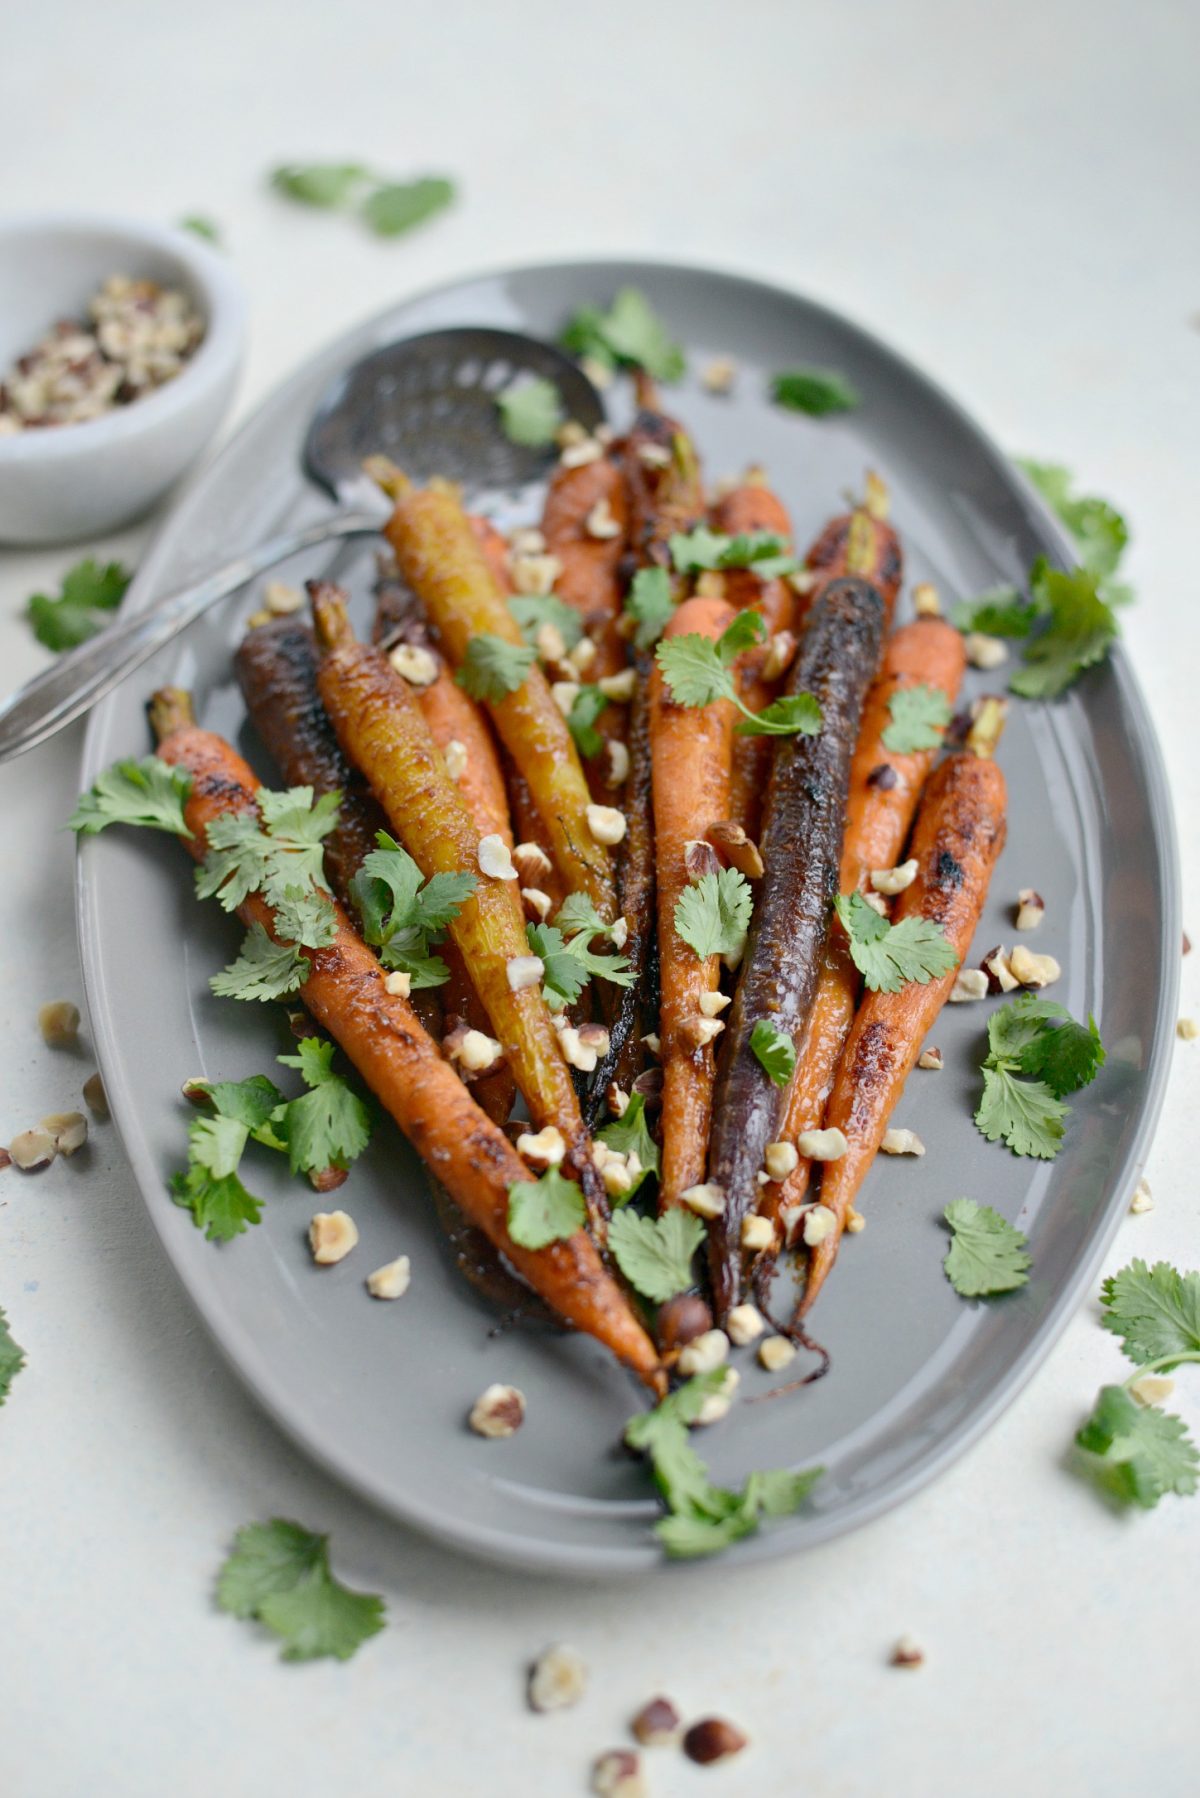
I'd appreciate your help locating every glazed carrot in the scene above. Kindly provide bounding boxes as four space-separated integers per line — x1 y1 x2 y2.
147 692 660 1389
502 754 566 912
801 751 1008 1315
309 584 605 1219
540 453 630 640
763 618 968 1235
620 374 705 569
370 465 615 919
804 473 903 625
650 597 738 1208
469 513 513 593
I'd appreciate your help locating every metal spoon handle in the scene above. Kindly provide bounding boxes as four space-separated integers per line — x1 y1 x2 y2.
0 509 379 764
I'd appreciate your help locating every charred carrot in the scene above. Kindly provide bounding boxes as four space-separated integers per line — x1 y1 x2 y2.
763 618 968 1235
804 474 903 624
309 583 605 1219
706 577 886 1320
650 596 738 1208
148 691 660 1388
619 374 705 569
370 464 615 919
802 751 1008 1315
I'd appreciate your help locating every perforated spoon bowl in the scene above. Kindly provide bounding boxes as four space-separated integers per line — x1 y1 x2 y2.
0 327 603 762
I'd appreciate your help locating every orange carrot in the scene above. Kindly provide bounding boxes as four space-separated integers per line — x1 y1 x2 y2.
541 454 630 639
469 513 513 593
800 751 1008 1315
415 669 513 848
650 596 738 1208
804 474 903 626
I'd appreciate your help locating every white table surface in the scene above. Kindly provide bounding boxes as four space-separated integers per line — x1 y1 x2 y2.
3 3 1198 1793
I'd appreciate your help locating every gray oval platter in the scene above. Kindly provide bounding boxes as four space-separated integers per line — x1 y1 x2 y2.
77 259 1180 1575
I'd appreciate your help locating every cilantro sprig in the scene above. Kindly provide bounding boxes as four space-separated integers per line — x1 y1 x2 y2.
0 1306 27 1408
834 891 958 993
881 684 953 753
566 684 609 758
1075 1260 1200 1510
509 592 583 651
27 557 132 651
674 866 753 961
668 526 799 581
497 377 564 448
269 162 454 240
941 1199 1031 1296
595 1094 660 1201
975 995 1105 1160
608 1207 706 1303
506 1166 587 1249
951 584 1036 638
350 831 475 988
770 366 860 417
623 566 675 650
562 288 685 382
70 755 193 838
655 611 823 737
625 1372 824 1558
750 1021 797 1088
1017 459 1131 600
217 1518 385 1661
1008 562 1119 701
527 898 634 1011
456 632 535 701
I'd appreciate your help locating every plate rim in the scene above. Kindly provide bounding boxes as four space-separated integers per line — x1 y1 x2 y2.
76 254 1182 1574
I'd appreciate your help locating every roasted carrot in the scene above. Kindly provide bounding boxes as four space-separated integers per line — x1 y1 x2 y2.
619 375 705 570
540 453 630 641
801 751 1008 1315
148 691 660 1388
804 474 903 624
469 513 513 593
309 584 605 1220
762 618 968 1237
706 577 886 1320
370 464 615 919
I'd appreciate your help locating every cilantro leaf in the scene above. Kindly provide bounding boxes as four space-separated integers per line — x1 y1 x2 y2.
942 1198 1031 1296
350 831 474 985
456 632 535 701
69 755 192 837
562 288 685 382
192 1073 288 1147
509 592 583 650
974 1063 1066 1160
209 923 310 1003
881 683 953 753
553 892 608 937
506 1166 587 1248
674 867 753 961
1099 1261 1200 1367
216 1518 385 1661
624 566 675 650
608 1206 706 1302
496 376 564 447
527 916 634 1011
596 1093 660 1200
1009 564 1118 701
655 631 737 708
750 1020 797 1087
736 691 823 738
771 366 860 417
566 684 608 758
1075 1384 1198 1509
951 584 1037 637
1017 459 1130 585
834 891 959 993
360 175 455 238
170 1164 263 1242
270 162 371 207
27 557 132 651
196 786 338 917
275 1039 372 1177
180 214 220 244
0 1306 27 1407
668 526 799 580
656 612 820 735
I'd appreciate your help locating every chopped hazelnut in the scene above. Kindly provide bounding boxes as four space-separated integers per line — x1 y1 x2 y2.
509 526 546 557
1015 887 1045 930
527 1641 585 1710
245 609 272 630
764 1140 798 1182
881 1127 925 1156
308 1210 358 1265
534 620 568 666
516 1125 566 1168
870 858 918 896
511 552 562 594
449 1028 504 1075
477 834 518 880
727 1303 766 1347
630 1695 683 1746
0 1148 9 1171
505 953 544 992
890 1635 925 1668
512 840 553 883
701 355 738 393
366 1255 410 1299
1130 1373 1176 1406
560 437 603 470
802 1203 838 1246
758 1334 797 1372
384 969 412 999
41 1111 87 1155
1010 944 1061 989
918 1046 944 1071
551 678 581 716
598 668 636 702
520 886 553 922
740 1214 776 1253
637 441 671 469
39 1000 80 1048
684 838 722 879
694 1366 739 1425
683 1718 749 1766
641 1033 661 1056
863 891 890 917
677 1328 730 1377
566 636 597 676
609 916 629 950
795 1127 847 1163
949 967 990 1002
82 1071 109 1118
1178 1017 1199 1042
708 819 764 879
309 1165 348 1195
263 580 303 615
605 740 631 787
586 804 627 846
558 1025 599 1073
470 1383 526 1441
966 693 1009 758
964 631 1009 670
8 1128 57 1172
698 989 731 1018
657 1293 714 1352
606 1083 630 1118
557 420 588 448
1129 1178 1153 1214
585 497 622 540
388 642 439 687
761 628 798 681
683 1014 725 1049
442 737 469 783
680 1181 725 1219
846 1208 867 1234
591 1749 645 1798
912 582 941 617
579 355 613 390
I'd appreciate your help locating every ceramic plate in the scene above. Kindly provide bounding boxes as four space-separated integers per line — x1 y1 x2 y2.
77 260 1179 1573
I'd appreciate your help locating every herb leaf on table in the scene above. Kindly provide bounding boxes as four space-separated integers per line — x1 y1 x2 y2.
27 558 131 652
216 1518 385 1661
0 1307 27 1407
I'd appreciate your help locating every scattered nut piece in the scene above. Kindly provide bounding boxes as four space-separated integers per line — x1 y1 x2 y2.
698 989 731 1019
511 552 562 594
586 803 627 846
558 1025 599 1073
591 1749 645 1798
683 1014 725 1048
684 838 722 879
966 693 1009 757
566 636 597 676
637 441 671 469
181 1076 210 1106
764 1140 799 1182
505 953 545 993
551 678 581 716
308 1210 358 1265
631 1695 683 1746
866 762 898 791
585 497 622 541
758 1334 797 1372
802 1203 838 1246
708 819 764 880
606 1083 630 1119
8 1128 57 1172
702 355 738 394
82 1071 109 1118
795 1127 847 1163
450 1028 504 1075
41 1111 88 1155
881 1128 925 1156
560 436 604 470
846 1208 867 1234
439 737 468 784
470 1383 526 1441
683 1718 749 1766
514 1127 566 1173
605 740 630 787
508 527 545 558
917 1046 944 1071
641 1032 661 1056
0 1147 9 1170
534 619 568 666
740 1214 776 1253
309 1165 348 1195
477 834 518 880
579 354 613 390
657 1293 714 1352
366 1256 411 1300
761 628 798 681
387 642 439 687
1178 1017 1200 1042
609 915 629 951
949 967 990 1003
527 1641 585 1710
726 1304 767 1348
964 631 1008 670
557 420 588 449
982 946 1019 993
598 667 636 701
870 858 918 896
513 840 553 883
1131 1374 1176 1406
694 1367 740 1425
1015 887 1045 930
891 1635 925 1669
681 1181 726 1219
863 892 889 917
39 1000 80 1048
245 608 272 629
912 582 941 617
695 570 726 600
1129 1178 1153 1214
1010 944 1061 989
263 580 303 615
677 1328 730 1377
384 970 412 999
521 886 553 922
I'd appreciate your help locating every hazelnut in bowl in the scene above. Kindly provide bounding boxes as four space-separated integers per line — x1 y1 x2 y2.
0 214 247 545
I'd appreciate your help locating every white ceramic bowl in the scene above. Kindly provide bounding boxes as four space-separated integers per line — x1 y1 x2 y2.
0 214 247 545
